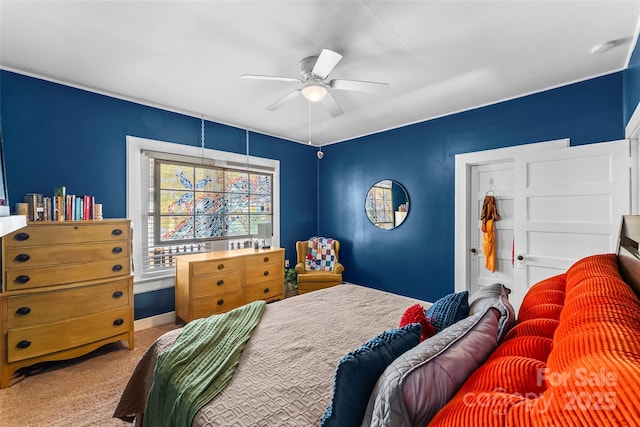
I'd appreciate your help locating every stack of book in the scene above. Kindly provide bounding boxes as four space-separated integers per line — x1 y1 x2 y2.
24 186 97 221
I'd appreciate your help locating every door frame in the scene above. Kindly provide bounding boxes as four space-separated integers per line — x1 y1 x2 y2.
626 102 640 214
454 138 570 294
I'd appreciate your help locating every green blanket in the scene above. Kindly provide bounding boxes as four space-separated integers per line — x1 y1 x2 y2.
143 300 267 427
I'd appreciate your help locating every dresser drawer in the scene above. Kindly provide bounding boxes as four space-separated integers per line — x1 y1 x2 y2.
190 269 243 297
245 262 283 286
243 281 282 303
7 307 132 363
191 257 243 276
5 222 129 248
5 257 130 291
6 279 131 328
190 290 243 319
4 241 130 269
245 252 283 268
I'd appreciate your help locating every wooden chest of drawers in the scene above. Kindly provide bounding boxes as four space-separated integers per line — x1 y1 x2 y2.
175 247 284 323
0 220 134 388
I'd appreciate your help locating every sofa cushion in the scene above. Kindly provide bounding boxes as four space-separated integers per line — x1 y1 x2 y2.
320 323 421 427
425 291 469 333
458 355 548 395
519 289 565 308
517 303 563 322
489 335 554 362
565 253 620 292
562 276 639 317
518 274 566 316
428 392 527 427
361 307 501 427
502 318 559 341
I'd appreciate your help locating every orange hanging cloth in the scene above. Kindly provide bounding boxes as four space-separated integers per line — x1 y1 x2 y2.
481 195 500 272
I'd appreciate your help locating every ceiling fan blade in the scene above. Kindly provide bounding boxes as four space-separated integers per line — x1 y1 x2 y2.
266 89 302 111
241 74 301 83
330 79 390 94
321 91 343 117
311 49 343 80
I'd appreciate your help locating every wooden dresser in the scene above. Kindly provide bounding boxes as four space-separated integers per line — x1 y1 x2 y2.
0 219 134 388
175 247 284 323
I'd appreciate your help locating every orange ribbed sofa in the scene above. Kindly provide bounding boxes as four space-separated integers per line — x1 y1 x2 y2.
429 253 640 427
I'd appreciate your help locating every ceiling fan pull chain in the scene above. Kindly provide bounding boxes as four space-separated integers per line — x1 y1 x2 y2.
200 115 205 162
308 103 312 145
246 127 250 170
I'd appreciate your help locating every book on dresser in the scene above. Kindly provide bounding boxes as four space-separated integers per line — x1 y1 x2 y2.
0 219 134 388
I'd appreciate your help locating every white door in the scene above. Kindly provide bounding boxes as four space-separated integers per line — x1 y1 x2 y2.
456 139 630 315
455 139 569 305
469 162 515 297
511 140 630 311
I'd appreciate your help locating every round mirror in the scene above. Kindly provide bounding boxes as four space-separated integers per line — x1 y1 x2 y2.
365 180 409 230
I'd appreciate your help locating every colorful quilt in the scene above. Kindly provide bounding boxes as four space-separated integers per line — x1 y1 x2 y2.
305 237 336 271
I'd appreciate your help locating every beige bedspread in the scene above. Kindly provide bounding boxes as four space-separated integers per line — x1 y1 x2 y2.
114 284 427 426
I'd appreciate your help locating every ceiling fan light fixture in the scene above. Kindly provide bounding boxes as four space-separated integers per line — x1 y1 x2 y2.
301 82 328 102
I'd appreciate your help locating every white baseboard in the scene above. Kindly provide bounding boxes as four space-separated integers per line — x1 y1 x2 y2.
134 311 176 331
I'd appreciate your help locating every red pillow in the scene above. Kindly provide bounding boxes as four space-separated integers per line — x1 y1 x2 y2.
400 304 436 342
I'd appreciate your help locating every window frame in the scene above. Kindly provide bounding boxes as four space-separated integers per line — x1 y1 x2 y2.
127 135 280 293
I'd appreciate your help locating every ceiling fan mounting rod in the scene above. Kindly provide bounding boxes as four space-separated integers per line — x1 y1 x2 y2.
299 56 319 81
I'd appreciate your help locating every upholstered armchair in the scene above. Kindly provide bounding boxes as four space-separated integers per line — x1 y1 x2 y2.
295 238 344 294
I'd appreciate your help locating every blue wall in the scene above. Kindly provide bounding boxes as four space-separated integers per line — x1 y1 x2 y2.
624 38 640 126
321 73 625 303
0 70 318 319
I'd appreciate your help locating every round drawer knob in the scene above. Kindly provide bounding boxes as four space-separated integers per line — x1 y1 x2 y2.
15 253 31 262
263 256 269 262
263 288 270 294
217 263 224 270
217 299 224 306
16 307 31 316
16 340 31 349
14 232 30 241
112 229 123 236
263 271 269 276
113 318 124 326
15 275 30 284
112 291 124 299
112 264 123 272
217 280 224 286
112 246 123 254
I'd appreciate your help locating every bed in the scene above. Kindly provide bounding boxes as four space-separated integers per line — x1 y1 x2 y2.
114 284 430 426
115 216 640 427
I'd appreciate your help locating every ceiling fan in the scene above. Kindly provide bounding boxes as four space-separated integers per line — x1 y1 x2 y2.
241 49 390 117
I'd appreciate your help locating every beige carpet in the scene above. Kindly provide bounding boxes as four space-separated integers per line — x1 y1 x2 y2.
0 323 180 427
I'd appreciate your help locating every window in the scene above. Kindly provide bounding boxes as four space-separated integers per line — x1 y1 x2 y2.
365 182 394 229
154 160 272 243
127 136 280 291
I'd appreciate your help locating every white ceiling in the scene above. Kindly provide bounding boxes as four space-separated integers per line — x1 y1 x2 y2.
1 1 639 146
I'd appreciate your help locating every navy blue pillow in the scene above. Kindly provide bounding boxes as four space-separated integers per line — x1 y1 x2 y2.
320 323 421 427
425 291 470 333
